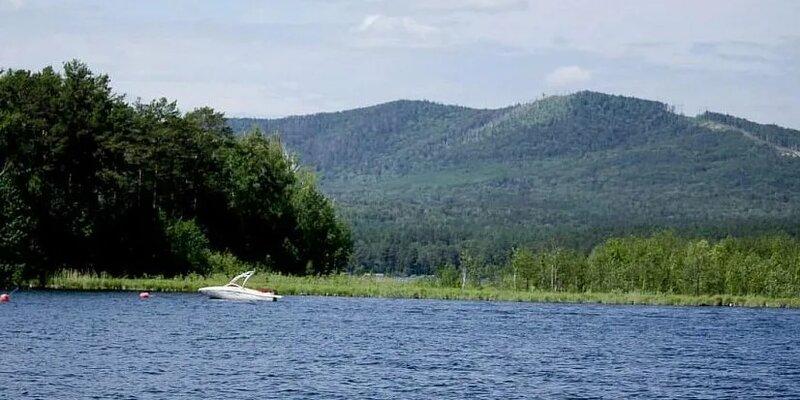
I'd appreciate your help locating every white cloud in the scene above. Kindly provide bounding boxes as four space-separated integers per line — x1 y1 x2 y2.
356 14 438 37
419 0 528 13
1 0 25 10
545 65 592 88
352 14 442 48
356 14 381 32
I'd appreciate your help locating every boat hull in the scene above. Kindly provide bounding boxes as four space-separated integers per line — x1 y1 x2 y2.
198 286 282 301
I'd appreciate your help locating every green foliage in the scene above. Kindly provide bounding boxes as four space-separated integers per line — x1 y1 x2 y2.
435 263 460 287
458 247 489 288
509 247 535 290
495 232 800 298
217 130 298 267
45 270 800 308
291 172 353 274
230 92 800 274
206 251 248 276
368 231 800 298
223 131 295 218
162 217 211 275
0 176 37 277
335 231 798 299
0 62 353 281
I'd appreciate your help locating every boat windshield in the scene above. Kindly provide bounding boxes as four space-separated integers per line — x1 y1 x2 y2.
225 270 255 288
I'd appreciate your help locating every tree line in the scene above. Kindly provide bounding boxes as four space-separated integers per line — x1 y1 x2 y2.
436 232 800 298
0 61 352 286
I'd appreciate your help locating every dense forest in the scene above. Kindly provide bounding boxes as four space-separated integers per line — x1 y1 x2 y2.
231 93 800 274
3 61 799 288
443 232 800 298
0 62 352 286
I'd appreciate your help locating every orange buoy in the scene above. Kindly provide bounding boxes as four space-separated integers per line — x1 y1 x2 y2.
139 292 150 300
0 293 9 303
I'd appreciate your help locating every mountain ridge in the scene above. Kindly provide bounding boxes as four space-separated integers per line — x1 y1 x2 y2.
228 91 800 274
235 92 799 133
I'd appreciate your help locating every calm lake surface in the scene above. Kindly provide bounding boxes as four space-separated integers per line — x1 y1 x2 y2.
2 291 800 399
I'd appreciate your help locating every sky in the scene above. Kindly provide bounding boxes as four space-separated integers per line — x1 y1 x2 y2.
1 0 799 128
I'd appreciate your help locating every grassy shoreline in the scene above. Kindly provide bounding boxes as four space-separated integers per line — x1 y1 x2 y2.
35 271 800 308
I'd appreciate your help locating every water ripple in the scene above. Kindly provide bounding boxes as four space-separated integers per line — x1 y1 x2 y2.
1 291 799 398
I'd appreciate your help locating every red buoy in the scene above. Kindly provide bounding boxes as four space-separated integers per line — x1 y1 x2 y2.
139 292 150 300
0 293 9 303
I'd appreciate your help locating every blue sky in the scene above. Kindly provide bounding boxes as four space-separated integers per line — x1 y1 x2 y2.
1 0 799 128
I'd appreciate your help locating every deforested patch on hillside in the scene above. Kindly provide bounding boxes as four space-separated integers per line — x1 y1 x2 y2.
697 115 800 158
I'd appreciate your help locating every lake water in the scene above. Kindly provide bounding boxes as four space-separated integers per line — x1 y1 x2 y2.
2 291 799 399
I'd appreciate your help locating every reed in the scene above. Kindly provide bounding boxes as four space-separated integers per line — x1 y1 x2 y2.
43 270 800 308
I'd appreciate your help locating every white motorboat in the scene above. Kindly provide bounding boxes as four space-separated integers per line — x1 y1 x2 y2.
198 270 282 301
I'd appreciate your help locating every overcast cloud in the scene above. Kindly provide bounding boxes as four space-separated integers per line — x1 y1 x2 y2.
1 0 798 127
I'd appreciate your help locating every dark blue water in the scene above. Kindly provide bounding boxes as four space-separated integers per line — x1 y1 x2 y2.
2 291 800 399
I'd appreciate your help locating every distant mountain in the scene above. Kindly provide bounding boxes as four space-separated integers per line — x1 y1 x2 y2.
229 91 800 274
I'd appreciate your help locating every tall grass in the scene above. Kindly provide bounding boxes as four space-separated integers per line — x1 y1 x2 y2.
44 270 800 308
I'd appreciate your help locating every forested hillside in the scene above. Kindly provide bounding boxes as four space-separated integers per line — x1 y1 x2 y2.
0 62 351 286
230 92 800 274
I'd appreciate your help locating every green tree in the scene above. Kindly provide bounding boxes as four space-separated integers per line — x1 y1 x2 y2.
509 247 536 290
292 172 353 274
0 62 353 282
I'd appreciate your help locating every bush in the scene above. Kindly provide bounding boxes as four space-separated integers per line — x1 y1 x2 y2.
207 251 249 276
163 217 211 275
0 263 24 288
435 263 460 287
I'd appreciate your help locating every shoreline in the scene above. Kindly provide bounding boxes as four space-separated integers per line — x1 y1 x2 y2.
30 272 800 309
